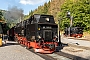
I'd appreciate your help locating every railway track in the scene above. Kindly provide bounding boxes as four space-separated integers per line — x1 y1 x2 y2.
55 51 88 60
66 37 90 41
28 48 71 60
46 53 71 60
21 44 88 60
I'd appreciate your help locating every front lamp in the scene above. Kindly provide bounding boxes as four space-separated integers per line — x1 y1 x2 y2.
37 35 41 39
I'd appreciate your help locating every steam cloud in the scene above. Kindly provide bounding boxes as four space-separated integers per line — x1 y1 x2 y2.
4 6 24 23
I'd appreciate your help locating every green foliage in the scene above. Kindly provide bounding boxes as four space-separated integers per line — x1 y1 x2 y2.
41 3 48 14
0 10 3 20
58 0 90 31
24 10 34 20
29 10 33 15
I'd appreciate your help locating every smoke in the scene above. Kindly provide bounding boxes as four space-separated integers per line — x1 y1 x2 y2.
4 6 24 23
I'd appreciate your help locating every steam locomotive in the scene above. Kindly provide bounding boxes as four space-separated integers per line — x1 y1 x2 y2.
8 14 60 53
64 27 83 38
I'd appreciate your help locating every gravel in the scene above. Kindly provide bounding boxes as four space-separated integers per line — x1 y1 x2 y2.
61 34 90 60
0 42 45 60
61 46 90 60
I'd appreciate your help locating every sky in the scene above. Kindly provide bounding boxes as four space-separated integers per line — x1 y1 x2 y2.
0 0 50 15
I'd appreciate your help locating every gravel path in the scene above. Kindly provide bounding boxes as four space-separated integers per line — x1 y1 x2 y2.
61 46 90 60
0 43 45 60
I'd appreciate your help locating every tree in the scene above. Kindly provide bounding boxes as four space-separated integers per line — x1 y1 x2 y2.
29 10 33 16
0 10 3 20
58 0 90 31
43 2 48 14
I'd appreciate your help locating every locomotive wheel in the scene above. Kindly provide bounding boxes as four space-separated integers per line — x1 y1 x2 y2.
25 41 28 46
27 43 30 49
14 37 18 42
18 40 20 44
22 41 25 45
19 41 22 44
21 40 23 44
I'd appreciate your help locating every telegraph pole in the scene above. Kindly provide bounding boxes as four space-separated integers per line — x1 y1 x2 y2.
70 16 73 27
67 11 73 37
58 19 60 42
58 17 62 46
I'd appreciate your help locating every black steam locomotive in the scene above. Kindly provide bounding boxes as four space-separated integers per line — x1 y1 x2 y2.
8 14 60 53
64 27 83 38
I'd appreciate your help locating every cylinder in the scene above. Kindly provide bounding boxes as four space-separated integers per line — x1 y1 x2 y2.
0 38 2 46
